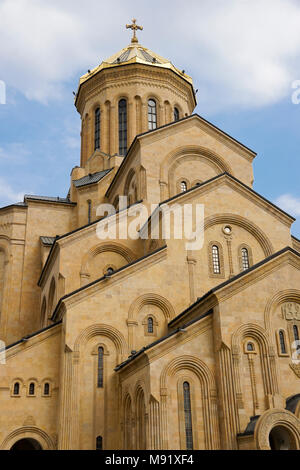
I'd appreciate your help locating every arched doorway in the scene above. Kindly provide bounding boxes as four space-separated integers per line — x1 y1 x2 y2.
10 438 42 451
269 426 296 450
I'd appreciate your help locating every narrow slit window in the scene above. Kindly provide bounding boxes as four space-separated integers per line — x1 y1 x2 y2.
241 248 250 271
87 200 92 224
97 347 104 388
44 383 50 396
212 245 221 274
293 325 299 342
279 330 287 354
148 99 157 130
29 383 35 396
174 107 179 121
94 108 101 150
96 436 103 450
183 382 193 450
119 99 127 155
13 382 20 395
148 317 154 334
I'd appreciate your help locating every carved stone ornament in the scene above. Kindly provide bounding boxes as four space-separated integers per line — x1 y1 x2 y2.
282 303 300 321
290 363 300 378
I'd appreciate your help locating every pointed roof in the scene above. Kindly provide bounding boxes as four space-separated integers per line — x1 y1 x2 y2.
78 42 193 87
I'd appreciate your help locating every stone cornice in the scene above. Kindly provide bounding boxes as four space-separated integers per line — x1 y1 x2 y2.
75 63 196 114
106 114 257 198
158 173 294 226
4 323 62 361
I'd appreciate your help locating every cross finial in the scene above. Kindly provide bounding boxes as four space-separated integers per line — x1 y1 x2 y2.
126 18 143 44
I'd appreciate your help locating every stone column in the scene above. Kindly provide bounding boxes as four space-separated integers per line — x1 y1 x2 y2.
102 101 110 155
110 105 116 155
160 388 169 450
58 347 80 449
186 253 197 304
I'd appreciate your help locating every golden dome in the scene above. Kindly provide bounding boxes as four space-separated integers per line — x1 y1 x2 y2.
78 42 193 87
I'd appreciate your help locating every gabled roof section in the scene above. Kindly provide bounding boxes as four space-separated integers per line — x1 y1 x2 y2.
106 113 257 197
0 201 27 212
139 173 295 237
1 321 62 353
73 169 113 188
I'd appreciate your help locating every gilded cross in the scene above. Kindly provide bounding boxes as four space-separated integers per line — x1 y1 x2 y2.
126 19 143 43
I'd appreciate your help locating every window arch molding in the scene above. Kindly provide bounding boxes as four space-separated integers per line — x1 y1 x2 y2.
176 178 190 194
26 379 39 397
160 356 218 450
238 244 253 272
142 314 159 337
147 98 158 130
11 379 24 397
41 379 53 397
91 342 110 389
173 106 180 122
208 241 225 278
177 375 199 450
145 93 162 129
276 329 289 357
191 179 203 188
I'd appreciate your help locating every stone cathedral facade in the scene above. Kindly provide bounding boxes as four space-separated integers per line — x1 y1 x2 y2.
0 22 300 451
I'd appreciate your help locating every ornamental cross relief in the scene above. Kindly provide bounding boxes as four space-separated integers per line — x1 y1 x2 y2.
281 302 300 321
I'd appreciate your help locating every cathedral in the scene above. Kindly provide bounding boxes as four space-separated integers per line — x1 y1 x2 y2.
0 20 300 451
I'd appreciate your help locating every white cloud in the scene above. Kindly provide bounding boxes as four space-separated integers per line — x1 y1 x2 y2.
275 194 300 216
0 177 29 204
1 0 300 110
0 143 31 162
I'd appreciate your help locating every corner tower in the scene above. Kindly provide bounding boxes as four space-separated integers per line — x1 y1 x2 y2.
75 20 197 168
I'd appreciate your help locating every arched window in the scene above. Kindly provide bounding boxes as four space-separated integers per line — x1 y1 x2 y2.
174 107 179 121
96 436 103 451
241 248 250 271
183 382 193 450
13 382 20 395
212 245 221 274
148 99 157 130
119 99 127 155
180 181 187 193
97 347 104 388
106 267 114 276
44 383 50 396
29 383 35 396
247 342 254 352
148 317 154 334
94 107 101 150
279 331 287 354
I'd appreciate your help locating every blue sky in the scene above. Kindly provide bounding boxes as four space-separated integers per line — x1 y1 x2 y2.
0 0 299 238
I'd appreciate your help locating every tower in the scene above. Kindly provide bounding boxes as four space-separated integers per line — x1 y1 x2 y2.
75 20 196 168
